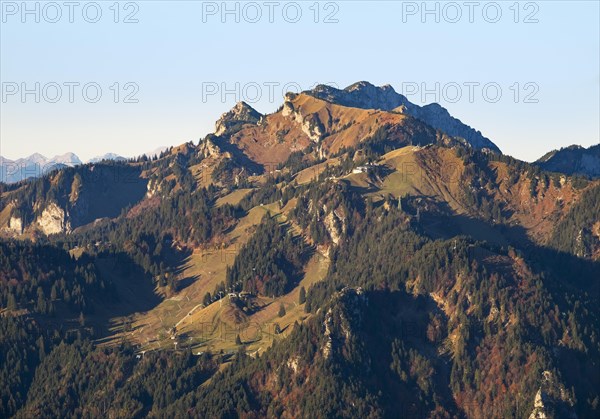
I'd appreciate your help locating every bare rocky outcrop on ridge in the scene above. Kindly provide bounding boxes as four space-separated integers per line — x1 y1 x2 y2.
215 101 262 136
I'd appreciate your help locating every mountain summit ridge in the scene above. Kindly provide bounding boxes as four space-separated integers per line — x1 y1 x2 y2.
535 143 600 178
303 81 500 152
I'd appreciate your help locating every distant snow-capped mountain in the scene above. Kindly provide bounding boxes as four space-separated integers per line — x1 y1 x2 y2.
87 153 127 163
1 146 172 184
0 152 82 184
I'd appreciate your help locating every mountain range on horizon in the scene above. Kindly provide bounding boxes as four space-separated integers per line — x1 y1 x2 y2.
0 146 169 184
2 82 597 186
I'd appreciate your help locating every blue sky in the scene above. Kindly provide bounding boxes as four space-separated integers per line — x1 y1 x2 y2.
1 0 598 162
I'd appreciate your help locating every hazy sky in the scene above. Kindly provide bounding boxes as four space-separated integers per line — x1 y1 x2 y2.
1 0 598 162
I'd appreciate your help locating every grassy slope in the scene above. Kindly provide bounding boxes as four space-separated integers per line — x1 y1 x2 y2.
104 196 329 355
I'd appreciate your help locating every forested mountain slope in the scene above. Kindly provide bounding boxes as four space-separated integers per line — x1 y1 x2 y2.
1 82 598 418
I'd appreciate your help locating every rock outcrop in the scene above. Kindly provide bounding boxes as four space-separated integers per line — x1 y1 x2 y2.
198 137 223 159
282 95 325 142
215 101 262 136
528 371 577 419
322 207 346 245
7 216 23 235
36 202 70 235
322 287 367 359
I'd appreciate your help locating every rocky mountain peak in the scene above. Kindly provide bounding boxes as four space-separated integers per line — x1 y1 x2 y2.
304 81 500 152
52 152 82 166
25 152 48 164
215 101 262 136
308 81 412 112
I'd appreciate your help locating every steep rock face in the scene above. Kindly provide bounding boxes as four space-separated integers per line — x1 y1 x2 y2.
529 389 548 419
528 371 576 419
302 191 349 250
1 164 148 236
215 101 262 136
7 216 23 234
536 144 600 178
146 177 161 198
305 81 500 152
300 113 325 143
322 287 367 358
282 94 325 142
282 93 299 118
322 207 346 245
36 202 70 235
198 137 225 159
